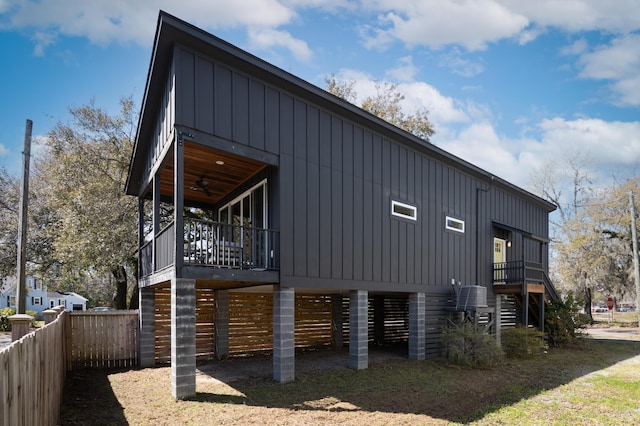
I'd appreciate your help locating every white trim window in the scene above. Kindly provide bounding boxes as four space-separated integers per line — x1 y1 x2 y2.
446 216 465 233
391 200 418 221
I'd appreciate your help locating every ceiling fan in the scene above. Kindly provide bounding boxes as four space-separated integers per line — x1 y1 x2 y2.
195 177 213 196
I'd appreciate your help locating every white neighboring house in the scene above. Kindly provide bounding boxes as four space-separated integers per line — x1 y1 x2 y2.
0 276 87 317
46 290 87 312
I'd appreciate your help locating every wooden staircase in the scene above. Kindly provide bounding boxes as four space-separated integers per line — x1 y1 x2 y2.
493 261 560 330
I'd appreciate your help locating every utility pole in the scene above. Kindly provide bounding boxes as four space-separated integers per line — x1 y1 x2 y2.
16 119 32 314
630 191 640 327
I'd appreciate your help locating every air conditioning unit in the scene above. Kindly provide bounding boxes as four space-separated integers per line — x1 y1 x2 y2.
456 285 488 311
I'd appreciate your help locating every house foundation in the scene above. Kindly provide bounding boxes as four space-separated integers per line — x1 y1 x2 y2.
408 292 426 360
349 290 368 369
139 287 155 368
273 286 295 383
171 278 196 399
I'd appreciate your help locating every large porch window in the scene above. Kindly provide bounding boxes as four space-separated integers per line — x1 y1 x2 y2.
216 180 269 268
218 180 267 230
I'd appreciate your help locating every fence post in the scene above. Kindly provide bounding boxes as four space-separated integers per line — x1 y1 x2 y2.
43 309 57 324
66 311 73 371
9 313 33 341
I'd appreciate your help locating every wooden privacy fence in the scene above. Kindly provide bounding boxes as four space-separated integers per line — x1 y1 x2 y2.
1 309 68 426
68 311 139 368
1 309 139 425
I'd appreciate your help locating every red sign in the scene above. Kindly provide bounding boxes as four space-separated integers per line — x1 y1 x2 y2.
606 297 614 310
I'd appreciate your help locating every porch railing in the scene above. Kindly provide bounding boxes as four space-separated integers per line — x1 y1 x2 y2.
492 260 544 285
493 260 560 302
184 218 279 270
140 218 279 277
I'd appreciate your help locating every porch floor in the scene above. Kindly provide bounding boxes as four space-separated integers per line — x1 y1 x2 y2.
493 283 545 295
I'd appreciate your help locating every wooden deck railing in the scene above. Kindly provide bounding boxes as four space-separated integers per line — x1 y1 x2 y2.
493 260 560 302
492 260 544 285
141 218 279 277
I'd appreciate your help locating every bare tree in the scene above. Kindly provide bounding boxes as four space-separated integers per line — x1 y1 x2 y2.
531 153 639 318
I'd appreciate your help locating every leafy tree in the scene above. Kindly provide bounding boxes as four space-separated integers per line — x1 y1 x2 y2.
0 168 19 278
0 165 58 282
325 76 435 142
40 97 139 309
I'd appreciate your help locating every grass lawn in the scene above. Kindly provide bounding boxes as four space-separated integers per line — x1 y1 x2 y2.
59 338 640 425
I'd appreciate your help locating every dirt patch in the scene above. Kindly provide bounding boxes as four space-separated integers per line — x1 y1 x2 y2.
197 345 406 385
585 326 640 340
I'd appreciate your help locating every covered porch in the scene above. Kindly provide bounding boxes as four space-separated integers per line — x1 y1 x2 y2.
136 137 280 287
135 131 282 398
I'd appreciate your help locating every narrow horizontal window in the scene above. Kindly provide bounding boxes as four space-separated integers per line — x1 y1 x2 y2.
446 216 465 233
392 200 417 221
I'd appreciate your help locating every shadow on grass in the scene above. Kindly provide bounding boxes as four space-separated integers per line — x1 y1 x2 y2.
58 338 640 424
193 339 640 423
59 368 128 426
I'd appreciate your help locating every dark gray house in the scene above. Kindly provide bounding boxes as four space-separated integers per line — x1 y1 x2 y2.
126 12 557 399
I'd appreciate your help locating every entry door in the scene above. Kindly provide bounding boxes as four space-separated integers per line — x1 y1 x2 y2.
494 238 506 283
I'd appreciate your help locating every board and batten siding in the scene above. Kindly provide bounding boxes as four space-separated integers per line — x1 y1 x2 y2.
141 60 176 190
172 45 550 294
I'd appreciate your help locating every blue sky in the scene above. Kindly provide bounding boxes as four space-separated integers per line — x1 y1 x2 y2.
1 0 639 197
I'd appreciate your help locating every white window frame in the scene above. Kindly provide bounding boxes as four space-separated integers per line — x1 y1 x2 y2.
32 297 42 305
446 216 465 233
218 179 268 227
391 200 418 221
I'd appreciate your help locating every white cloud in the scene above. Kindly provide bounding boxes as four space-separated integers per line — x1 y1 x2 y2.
0 143 9 157
361 0 529 51
571 34 640 106
385 56 418 82
578 35 640 80
357 1 640 54
434 116 640 189
436 121 525 181
438 49 484 77
398 82 470 126
1 0 298 50
248 27 312 62
560 38 589 56
31 31 56 56
534 118 640 168
329 67 470 128
502 0 640 34
282 0 353 12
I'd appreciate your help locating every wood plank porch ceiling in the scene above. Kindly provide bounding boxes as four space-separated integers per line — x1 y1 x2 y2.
160 141 267 206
